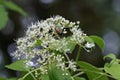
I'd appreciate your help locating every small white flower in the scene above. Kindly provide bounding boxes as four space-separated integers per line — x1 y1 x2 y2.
76 21 80 24
62 73 69 76
85 42 95 48
68 61 76 71
26 61 34 67
13 15 93 76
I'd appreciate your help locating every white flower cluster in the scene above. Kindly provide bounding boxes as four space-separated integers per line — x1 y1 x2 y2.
13 15 94 76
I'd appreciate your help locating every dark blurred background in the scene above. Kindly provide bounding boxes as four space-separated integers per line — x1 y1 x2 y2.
0 0 120 78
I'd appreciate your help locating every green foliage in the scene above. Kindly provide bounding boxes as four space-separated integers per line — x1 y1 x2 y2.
66 37 76 53
104 63 120 80
41 75 50 80
0 6 8 29
90 35 105 52
77 61 108 80
7 78 17 80
4 34 118 80
74 77 86 80
0 78 5 80
1 1 27 16
104 54 120 80
20 71 34 80
0 78 17 80
48 64 72 80
0 0 27 30
104 53 116 60
5 60 28 71
3 14 119 80
0 0 27 16
84 36 94 43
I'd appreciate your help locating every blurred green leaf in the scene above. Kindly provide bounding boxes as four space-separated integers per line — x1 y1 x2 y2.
74 77 86 80
41 74 50 80
7 78 17 80
0 78 5 80
77 61 108 80
0 6 8 30
104 62 120 80
0 78 17 80
104 54 120 80
84 36 94 43
5 60 28 71
2 1 27 16
90 35 105 52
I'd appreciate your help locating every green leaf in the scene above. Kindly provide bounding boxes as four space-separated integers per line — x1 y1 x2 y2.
48 64 72 80
90 35 105 52
104 62 120 80
0 6 8 30
66 42 76 53
103 53 116 60
0 78 5 80
7 78 17 80
103 54 117 67
2 1 27 16
74 77 86 80
5 60 28 71
66 37 76 53
20 71 34 80
84 36 94 43
41 74 50 80
0 78 17 80
77 61 108 80
103 53 117 60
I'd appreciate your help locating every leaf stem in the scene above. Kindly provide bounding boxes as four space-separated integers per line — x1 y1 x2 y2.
78 69 115 79
20 68 41 80
27 69 37 80
64 52 70 61
75 47 81 62
73 72 84 77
